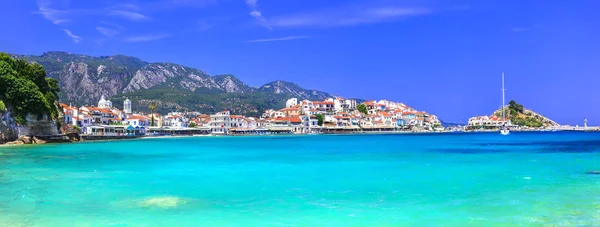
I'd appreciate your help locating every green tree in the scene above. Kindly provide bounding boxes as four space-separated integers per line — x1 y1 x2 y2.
149 101 157 126
0 100 5 113
508 100 523 114
357 103 368 115
46 78 60 96
0 53 60 124
189 122 197 128
315 114 324 126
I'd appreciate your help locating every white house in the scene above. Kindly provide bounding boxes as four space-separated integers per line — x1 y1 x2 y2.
124 115 150 127
286 98 298 108
209 110 231 134
163 115 188 128
73 114 93 130
313 100 335 113
300 100 314 114
60 103 74 126
231 115 250 128
342 99 357 112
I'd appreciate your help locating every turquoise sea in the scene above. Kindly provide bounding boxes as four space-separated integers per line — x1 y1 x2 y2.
1 132 600 226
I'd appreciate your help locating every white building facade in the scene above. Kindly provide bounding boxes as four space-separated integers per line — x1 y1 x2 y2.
209 111 231 134
124 98 132 114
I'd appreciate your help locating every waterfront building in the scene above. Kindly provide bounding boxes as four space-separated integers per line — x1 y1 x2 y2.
163 115 188 128
271 117 304 133
209 110 231 134
73 114 93 129
230 115 249 128
59 103 74 126
124 115 150 127
467 115 507 127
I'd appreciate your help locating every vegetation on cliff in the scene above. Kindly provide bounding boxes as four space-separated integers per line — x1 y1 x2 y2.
494 100 558 127
0 53 60 124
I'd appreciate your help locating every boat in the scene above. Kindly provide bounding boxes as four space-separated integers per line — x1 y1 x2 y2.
500 72 510 136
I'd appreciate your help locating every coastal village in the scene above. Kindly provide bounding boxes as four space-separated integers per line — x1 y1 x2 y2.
59 95 444 138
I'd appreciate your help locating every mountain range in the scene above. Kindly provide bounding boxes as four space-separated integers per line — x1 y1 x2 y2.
13 52 334 116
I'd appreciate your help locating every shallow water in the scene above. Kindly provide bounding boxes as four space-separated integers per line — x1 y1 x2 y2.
1 132 599 226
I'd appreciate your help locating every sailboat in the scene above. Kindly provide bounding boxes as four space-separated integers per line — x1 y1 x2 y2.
500 72 510 136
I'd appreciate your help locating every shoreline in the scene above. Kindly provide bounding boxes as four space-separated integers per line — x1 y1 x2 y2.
2 129 599 146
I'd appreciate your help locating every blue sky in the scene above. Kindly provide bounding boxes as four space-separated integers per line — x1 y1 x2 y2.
1 0 599 125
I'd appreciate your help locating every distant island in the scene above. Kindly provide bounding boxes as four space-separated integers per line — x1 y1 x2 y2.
467 100 559 130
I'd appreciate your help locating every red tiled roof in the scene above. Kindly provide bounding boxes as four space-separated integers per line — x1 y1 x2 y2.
280 107 298 111
127 115 149 120
84 106 101 111
381 112 393 117
274 117 302 123
313 101 334 105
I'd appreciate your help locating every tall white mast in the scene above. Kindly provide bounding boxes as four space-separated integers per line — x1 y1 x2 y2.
501 72 506 122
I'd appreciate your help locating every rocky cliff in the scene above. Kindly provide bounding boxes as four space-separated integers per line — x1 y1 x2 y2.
0 110 18 144
14 52 334 115
258 80 331 101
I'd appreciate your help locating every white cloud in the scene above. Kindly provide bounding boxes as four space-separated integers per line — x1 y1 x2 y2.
246 36 309 43
108 10 151 21
97 22 124 38
52 19 69 24
124 34 171 42
245 0 257 8
35 0 70 24
96 27 121 37
245 0 271 30
269 6 433 28
62 29 82 43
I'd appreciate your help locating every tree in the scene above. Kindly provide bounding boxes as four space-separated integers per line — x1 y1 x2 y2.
357 103 368 115
315 114 324 126
0 53 60 124
508 100 524 114
189 122 197 128
0 100 5 113
149 101 157 126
